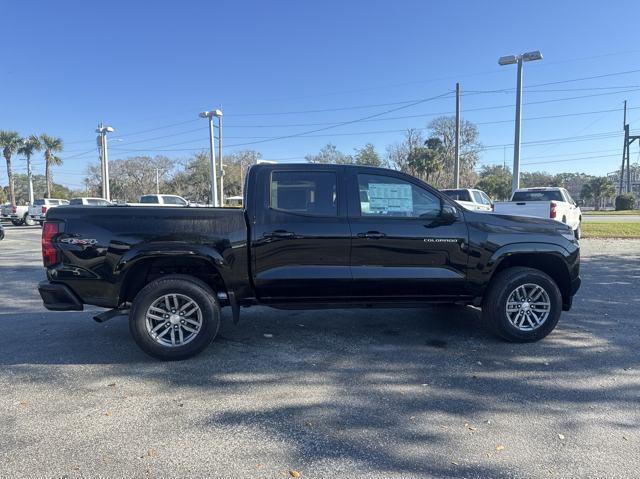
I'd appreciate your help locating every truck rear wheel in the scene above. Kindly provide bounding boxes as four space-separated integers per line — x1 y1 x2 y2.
482 267 562 342
129 275 221 360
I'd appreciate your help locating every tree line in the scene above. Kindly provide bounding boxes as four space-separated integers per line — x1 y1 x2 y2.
2 118 632 209
0 131 64 205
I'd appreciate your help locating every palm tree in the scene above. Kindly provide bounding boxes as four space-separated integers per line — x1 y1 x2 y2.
17 135 42 202
0 130 21 205
40 134 64 198
581 176 616 211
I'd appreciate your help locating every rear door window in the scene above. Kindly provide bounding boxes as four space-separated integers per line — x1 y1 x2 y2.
140 195 158 204
270 171 337 216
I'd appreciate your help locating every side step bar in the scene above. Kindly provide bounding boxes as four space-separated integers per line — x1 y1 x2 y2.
93 307 130 323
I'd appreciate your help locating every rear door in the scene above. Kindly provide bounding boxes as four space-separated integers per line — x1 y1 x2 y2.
251 165 352 300
347 169 469 299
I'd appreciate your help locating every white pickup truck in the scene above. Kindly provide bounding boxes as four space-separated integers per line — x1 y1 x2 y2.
494 187 582 239
29 198 70 225
441 188 493 212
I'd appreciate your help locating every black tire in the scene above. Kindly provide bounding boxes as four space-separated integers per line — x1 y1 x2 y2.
23 214 35 226
11 219 22 226
482 267 562 342
0 229 4 240
129 274 221 360
574 223 581 240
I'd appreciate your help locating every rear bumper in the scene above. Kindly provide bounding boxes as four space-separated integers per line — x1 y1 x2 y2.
38 281 84 311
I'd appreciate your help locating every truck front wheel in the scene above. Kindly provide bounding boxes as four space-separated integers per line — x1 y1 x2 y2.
483 267 562 342
129 275 221 360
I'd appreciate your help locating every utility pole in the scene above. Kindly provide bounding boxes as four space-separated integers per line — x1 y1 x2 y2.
618 101 640 195
199 110 221 207
96 123 114 201
454 82 460 189
155 168 160 194
217 111 224 206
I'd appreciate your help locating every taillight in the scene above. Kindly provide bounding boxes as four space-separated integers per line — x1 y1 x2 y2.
42 222 61 267
550 201 557 219
11 205 16 214
42 205 48 215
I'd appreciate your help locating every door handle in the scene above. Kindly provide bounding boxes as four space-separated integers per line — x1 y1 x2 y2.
263 230 295 239
357 231 386 239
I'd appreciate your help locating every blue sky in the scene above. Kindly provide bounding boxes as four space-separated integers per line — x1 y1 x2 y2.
3 0 640 190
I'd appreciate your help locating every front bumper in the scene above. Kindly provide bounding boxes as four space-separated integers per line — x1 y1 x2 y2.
38 281 84 311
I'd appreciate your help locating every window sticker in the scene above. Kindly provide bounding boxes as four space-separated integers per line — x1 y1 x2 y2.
368 183 413 214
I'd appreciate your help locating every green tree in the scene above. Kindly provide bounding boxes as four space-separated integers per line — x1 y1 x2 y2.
84 155 175 202
12 173 73 202
581 177 616 210
168 152 213 204
475 165 512 201
40 134 64 198
407 137 445 183
353 143 382 167
305 143 353 164
0 130 21 205
222 149 262 198
427 116 482 188
520 171 561 188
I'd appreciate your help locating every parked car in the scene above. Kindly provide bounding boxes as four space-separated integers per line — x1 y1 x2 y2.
134 194 189 206
9 204 33 226
493 187 582 239
69 197 112 206
29 199 69 225
441 188 493 212
0 222 4 240
38 164 581 360
1 203 12 222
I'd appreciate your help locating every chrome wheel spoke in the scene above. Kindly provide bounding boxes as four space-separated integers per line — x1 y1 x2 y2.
505 283 551 332
145 293 202 347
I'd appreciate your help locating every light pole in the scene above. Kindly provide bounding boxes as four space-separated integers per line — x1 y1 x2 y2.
214 110 224 206
199 109 223 206
498 50 543 194
96 123 114 201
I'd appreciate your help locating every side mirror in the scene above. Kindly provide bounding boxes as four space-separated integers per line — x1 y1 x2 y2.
440 202 458 221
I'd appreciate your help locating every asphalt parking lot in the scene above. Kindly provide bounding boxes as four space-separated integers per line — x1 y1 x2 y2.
1 225 639 479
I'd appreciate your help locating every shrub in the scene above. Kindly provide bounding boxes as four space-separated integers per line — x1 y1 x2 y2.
615 194 636 211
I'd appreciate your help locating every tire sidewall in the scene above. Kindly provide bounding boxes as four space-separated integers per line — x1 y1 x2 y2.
130 277 220 360
488 269 562 342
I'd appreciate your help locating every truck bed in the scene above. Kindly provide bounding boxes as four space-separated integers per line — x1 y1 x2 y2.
44 205 250 308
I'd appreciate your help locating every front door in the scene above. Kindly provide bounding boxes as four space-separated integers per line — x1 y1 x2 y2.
347 170 469 299
251 166 352 300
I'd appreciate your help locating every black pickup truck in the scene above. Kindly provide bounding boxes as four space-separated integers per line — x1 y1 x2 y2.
39 164 580 360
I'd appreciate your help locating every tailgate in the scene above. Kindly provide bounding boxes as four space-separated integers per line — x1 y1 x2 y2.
494 201 551 218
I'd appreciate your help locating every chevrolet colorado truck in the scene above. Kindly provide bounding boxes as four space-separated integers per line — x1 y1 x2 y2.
38 164 581 360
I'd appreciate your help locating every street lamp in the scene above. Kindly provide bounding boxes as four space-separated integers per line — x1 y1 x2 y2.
96 124 114 201
499 50 543 194
199 109 223 207
213 109 224 206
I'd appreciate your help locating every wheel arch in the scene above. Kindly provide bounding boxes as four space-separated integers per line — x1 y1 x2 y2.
487 246 572 307
117 253 230 306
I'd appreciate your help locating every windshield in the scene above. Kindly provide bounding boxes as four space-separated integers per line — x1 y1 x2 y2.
512 190 564 202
